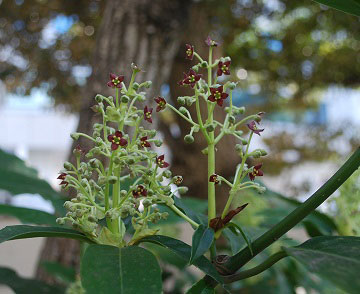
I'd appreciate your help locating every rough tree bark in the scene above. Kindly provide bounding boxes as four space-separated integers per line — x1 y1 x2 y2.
36 0 193 282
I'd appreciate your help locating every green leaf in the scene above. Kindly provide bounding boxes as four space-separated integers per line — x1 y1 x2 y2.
312 0 360 17
190 224 214 264
0 149 65 213
186 279 215 294
284 236 360 294
0 225 94 244
0 266 65 294
81 245 162 294
41 261 76 284
137 235 224 285
0 204 58 226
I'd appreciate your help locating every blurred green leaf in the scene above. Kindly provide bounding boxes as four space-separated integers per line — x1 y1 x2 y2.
0 225 94 244
137 235 224 286
0 204 58 226
312 0 360 17
190 224 214 264
284 236 360 294
186 279 216 294
41 261 76 284
0 266 65 294
0 149 65 214
81 245 162 294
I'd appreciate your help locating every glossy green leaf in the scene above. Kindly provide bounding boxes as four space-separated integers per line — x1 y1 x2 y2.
312 0 360 17
190 224 214 264
81 245 162 294
0 204 58 226
284 236 360 294
0 149 65 213
41 261 76 284
0 225 94 244
0 266 64 294
137 235 224 285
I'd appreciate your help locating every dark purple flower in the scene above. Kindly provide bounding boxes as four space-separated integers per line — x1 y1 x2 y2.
205 36 218 47
208 85 228 107
185 44 194 60
249 164 264 181
107 73 124 88
154 97 166 112
144 106 153 123
209 174 220 185
217 61 231 76
139 136 151 148
209 203 248 232
132 185 148 198
57 173 68 188
247 120 264 136
107 131 128 151
156 154 170 168
179 69 202 88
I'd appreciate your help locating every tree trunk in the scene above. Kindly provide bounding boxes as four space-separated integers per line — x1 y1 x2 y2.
36 0 193 283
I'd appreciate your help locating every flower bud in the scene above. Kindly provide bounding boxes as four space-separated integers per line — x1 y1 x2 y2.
179 106 188 115
162 170 172 178
80 178 88 187
228 115 236 124
253 151 262 158
235 130 243 136
121 95 130 103
142 198 153 208
132 82 139 91
135 94 146 102
260 149 268 156
200 61 208 68
95 94 105 103
185 97 195 107
89 158 100 169
177 96 186 105
192 65 199 71
149 129 157 138
56 218 65 225
64 161 72 170
206 123 216 132
143 81 152 88
91 105 101 113
70 133 80 140
162 186 171 193
178 186 188 194
98 176 106 185
92 130 101 138
88 215 97 222
228 82 237 90
108 176 118 184
120 190 127 197
154 140 162 147
184 134 194 144
126 158 135 165
241 138 248 145
161 212 169 219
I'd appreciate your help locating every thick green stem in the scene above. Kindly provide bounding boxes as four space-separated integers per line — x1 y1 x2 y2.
199 147 360 289
224 251 287 283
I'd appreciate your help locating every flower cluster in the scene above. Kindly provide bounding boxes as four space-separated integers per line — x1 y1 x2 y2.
56 65 187 246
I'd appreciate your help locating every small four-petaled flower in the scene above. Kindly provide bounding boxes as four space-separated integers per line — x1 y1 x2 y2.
185 44 194 60
107 73 124 88
139 136 151 148
208 85 228 106
209 174 220 185
205 36 218 47
179 69 202 88
57 173 68 188
154 97 166 112
217 61 231 76
108 131 128 150
249 164 264 181
132 185 148 198
156 154 170 168
144 106 153 123
247 120 264 136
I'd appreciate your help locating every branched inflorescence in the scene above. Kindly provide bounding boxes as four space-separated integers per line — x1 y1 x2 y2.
57 36 267 248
